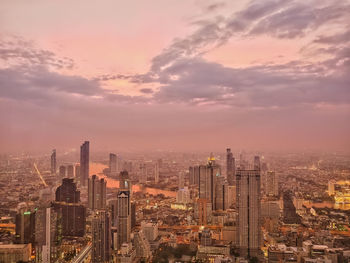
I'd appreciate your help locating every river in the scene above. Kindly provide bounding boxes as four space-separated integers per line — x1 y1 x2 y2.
89 162 176 198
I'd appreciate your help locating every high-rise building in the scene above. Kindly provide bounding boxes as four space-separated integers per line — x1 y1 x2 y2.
119 170 131 191
117 189 131 249
59 165 66 179
154 162 159 183
265 171 279 197
189 166 200 186
177 187 190 204
75 164 80 179
15 209 35 244
51 202 86 237
92 211 111 263
50 150 56 175
35 207 58 263
80 141 89 186
88 175 107 210
198 154 221 211
226 148 235 186
109 153 117 176
178 171 185 189
254 155 260 170
134 230 151 260
55 178 80 203
66 165 74 178
236 164 261 258
215 176 228 211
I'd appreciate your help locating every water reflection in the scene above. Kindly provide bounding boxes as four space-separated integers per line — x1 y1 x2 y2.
89 162 176 198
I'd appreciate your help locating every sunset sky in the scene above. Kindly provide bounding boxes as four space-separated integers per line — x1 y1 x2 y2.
0 0 349 153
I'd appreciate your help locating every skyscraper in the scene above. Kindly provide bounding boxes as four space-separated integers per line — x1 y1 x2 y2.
226 148 235 186
50 149 56 175
55 178 80 203
67 165 74 178
236 164 261 258
154 162 159 183
35 207 58 263
198 154 221 211
265 171 279 197
92 211 111 263
80 141 89 186
59 165 66 179
15 209 35 244
117 188 131 249
109 153 117 176
88 175 107 210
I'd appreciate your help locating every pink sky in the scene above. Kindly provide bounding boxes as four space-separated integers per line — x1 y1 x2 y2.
0 0 349 153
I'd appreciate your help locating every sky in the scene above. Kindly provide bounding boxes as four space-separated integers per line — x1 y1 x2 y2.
0 0 349 153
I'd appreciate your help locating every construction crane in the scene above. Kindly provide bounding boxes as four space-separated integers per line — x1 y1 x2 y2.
33 163 48 187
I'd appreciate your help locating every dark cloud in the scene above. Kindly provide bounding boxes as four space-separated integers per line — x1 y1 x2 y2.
0 35 74 69
139 88 154 94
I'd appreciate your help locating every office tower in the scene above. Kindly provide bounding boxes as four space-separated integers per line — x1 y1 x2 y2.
51 202 86 237
109 199 118 227
227 185 236 208
59 165 66 179
198 154 221 211
266 171 279 197
189 166 200 185
109 153 117 176
120 170 131 191
283 191 301 224
35 207 58 263
226 148 235 186
15 209 35 244
131 202 136 230
88 175 107 210
80 141 89 186
178 171 185 189
67 165 74 178
50 149 56 175
55 178 80 203
92 211 111 263
75 164 80 179
215 176 228 211
154 162 159 183
117 189 131 249
236 164 261 258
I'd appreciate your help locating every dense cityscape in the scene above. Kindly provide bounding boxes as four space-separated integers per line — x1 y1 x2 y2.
0 142 350 262
1 0 350 262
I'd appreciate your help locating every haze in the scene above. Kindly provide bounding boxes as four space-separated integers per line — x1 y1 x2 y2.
0 0 349 153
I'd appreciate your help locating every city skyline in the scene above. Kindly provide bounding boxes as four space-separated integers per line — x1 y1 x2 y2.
0 0 349 153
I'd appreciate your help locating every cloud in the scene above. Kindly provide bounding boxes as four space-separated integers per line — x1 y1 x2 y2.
0 35 74 70
139 88 154 94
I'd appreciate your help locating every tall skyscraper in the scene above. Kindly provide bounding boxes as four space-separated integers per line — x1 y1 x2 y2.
55 178 80 203
80 141 89 186
109 153 117 176
50 149 56 175
75 164 80 180
198 154 221 211
117 187 131 249
35 207 58 263
226 148 235 186
88 175 107 210
178 171 184 189
15 209 35 244
92 211 111 263
236 164 261 258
